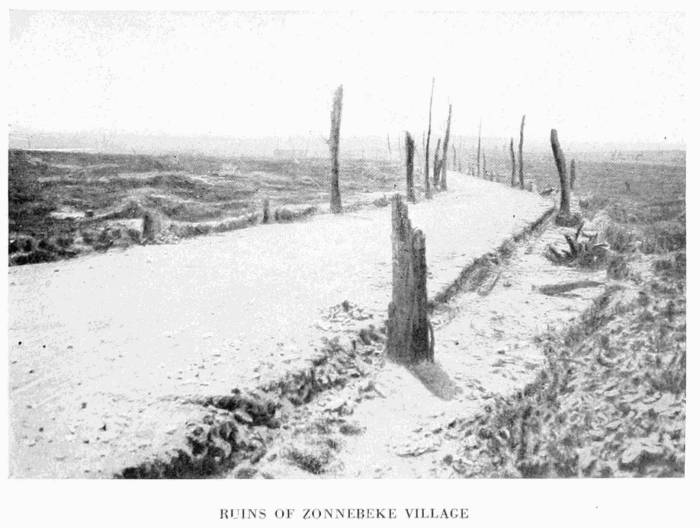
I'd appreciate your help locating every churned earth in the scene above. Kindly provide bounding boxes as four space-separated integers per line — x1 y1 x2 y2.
9 172 552 477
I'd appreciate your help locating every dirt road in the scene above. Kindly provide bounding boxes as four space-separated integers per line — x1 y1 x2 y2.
8 173 551 477
249 223 609 478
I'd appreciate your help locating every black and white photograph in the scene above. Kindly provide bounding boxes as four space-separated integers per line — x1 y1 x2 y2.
2 3 694 526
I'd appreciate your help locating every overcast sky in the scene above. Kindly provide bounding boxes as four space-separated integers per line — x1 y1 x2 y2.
9 10 686 146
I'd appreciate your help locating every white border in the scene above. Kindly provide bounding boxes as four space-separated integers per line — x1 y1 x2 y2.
2 3 695 527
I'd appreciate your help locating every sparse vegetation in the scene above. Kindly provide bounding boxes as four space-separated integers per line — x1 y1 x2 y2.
454 156 686 477
547 223 609 268
8 149 401 265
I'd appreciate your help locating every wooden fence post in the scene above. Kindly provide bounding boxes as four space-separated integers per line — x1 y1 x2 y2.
570 159 576 191
405 132 416 203
509 138 517 186
550 128 572 219
386 195 433 364
329 85 343 213
440 104 452 190
424 78 435 199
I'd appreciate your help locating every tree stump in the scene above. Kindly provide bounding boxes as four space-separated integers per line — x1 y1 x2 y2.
518 115 526 189
386 195 433 364
405 132 416 203
476 121 482 180
509 137 517 186
551 128 576 225
329 85 343 213
433 138 442 189
142 211 162 243
440 104 452 191
262 198 270 224
424 78 435 200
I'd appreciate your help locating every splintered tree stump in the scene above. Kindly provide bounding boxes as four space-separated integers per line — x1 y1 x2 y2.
570 159 577 191
386 195 433 364
482 150 487 180
518 115 526 189
405 132 416 203
551 128 576 225
440 104 452 191
329 85 343 213
142 210 161 243
510 137 517 186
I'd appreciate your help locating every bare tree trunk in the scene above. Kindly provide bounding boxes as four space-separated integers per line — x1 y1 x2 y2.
329 85 343 213
570 159 576 191
386 194 433 364
482 150 487 180
405 132 416 202
518 114 525 189
440 103 452 190
509 138 517 186
387 133 392 160
476 121 482 179
433 138 442 187
424 78 435 199
550 128 571 217
452 144 457 171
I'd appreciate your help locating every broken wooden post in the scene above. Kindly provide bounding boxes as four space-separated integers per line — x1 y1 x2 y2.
405 132 416 203
386 194 433 364
424 78 435 199
476 121 482 179
551 128 572 220
262 198 270 224
518 115 526 188
433 138 442 188
440 103 452 190
142 211 161 243
570 159 576 191
329 85 343 213
509 138 517 186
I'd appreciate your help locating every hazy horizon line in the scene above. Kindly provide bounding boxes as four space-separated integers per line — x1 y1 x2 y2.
8 127 685 154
